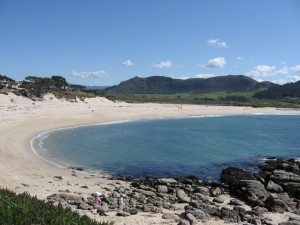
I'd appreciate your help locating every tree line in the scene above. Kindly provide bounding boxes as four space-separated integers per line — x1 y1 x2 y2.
20 75 85 97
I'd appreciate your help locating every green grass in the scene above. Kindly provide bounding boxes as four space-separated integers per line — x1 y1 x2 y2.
0 188 113 225
103 92 300 108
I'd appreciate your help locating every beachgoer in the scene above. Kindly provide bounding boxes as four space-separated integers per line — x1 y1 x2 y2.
118 194 126 210
91 192 102 204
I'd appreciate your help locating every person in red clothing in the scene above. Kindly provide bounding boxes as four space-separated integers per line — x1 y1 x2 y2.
91 192 102 204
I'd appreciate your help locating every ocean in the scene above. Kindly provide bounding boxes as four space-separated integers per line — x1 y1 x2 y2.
31 115 300 180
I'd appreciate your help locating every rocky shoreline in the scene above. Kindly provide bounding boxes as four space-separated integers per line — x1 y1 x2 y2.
47 158 300 225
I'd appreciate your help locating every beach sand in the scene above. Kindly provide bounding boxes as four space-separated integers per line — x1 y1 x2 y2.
1 92 299 224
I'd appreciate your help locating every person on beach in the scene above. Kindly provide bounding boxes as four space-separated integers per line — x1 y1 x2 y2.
91 192 103 204
118 194 126 211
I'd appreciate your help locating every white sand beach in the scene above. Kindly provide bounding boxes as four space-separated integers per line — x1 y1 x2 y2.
1 93 299 225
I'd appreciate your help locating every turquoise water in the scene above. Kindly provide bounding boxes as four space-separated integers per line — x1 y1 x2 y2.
32 115 300 180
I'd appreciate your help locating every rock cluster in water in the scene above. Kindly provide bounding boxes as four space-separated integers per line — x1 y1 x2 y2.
47 158 300 225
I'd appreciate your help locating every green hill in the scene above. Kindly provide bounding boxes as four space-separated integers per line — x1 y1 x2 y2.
254 80 300 99
105 75 273 94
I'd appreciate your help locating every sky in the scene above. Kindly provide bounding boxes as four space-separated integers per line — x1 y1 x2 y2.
0 0 300 86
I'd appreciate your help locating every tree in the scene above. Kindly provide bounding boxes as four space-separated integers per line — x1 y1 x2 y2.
21 76 55 97
51 75 68 90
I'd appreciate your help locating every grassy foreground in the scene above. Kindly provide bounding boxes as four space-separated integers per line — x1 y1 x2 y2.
0 188 113 225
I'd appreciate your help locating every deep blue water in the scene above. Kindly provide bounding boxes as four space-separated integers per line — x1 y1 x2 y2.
31 115 300 180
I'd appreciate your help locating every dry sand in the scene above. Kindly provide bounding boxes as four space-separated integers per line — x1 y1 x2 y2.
1 92 299 224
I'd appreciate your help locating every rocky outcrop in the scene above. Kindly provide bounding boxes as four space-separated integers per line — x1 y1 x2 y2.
46 158 300 225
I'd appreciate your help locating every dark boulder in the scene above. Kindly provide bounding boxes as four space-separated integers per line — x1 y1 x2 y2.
220 167 255 191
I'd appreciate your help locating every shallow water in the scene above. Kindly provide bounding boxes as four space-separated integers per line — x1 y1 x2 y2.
32 115 300 180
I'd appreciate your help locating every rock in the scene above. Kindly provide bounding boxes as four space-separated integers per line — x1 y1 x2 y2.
162 213 179 220
278 221 300 225
270 170 300 183
53 175 63 180
78 203 91 210
220 207 241 223
210 187 222 197
129 198 137 208
186 213 198 225
185 208 207 220
266 180 283 193
220 167 255 187
237 180 269 206
252 206 268 216
128 208 139 215
56 193 84 204
101 202 109 212
176 189 188 198
136 189 156 197
213 196 224 203
159 178 178 184
262 217 277 225
116 211 131 217
179 196 191 203
143 204 151 212
157 185 168 193
283 182 300 199
163 201 171 209
188 201 207 211
194 186 210 195
253 218 262 225
207 205 221 217
289 216 300 222
265 193 286 213
229 198 244 206
178 219 190 225
233 206 247 220
98 208 108 216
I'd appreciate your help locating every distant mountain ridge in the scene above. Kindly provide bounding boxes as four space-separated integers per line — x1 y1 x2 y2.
105 75 274 94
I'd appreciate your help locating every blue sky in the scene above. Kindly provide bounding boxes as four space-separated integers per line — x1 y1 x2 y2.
0 0 300 86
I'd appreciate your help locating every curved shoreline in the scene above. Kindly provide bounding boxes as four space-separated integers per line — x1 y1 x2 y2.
31 113 300 179
1 94 300 224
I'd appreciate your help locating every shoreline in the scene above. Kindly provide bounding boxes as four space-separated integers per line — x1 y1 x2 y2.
31 113 300 180
1 93 300 224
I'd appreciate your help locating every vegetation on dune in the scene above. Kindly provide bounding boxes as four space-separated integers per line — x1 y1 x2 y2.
0 188 113 225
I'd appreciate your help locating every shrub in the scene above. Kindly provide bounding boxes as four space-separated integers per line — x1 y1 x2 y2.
0 188 113 225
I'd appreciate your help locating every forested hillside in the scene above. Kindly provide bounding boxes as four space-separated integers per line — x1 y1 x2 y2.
105 75 273 94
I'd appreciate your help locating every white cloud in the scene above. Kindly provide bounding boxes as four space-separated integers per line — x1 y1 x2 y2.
276 66 289 75
122 60 135 66
178 76 189 80
291 65 300 72
290 75 300 82
203 57 226 68
255 65 276 73
237 56 243 60
272 79 288 85
246 65 276 78
153 60 173 68
272 76 300 84
207 39 228 48
194 74 216 79
72 70 109 78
